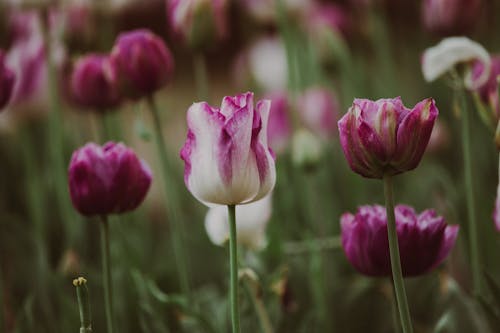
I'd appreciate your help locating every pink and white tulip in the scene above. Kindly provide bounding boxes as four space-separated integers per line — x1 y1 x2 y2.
205 194 272 250
180 92 276 205
264 91 292 154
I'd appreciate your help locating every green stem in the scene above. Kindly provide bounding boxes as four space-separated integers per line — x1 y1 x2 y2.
283 236 341 255
100 216 114 333
73 277 92 333
458 89 480 296
193 53 209 101
146 95 191 299
242 279 273 333
227 204 240 333
390 282 401 333
383 175 413 333
100 113 113 143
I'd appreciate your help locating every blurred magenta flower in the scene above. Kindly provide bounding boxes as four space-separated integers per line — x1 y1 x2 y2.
341 204 459 277
68 142 152 216
180 92 276 205
264 91 291 154
297 87 339 139
421 0 481 36
109 29 174 99
167 0 228 49
301 2 349 37
205 194 272 250
426 120 450 153
338 97 438 178
471 55 500 119
70 54 121 111
0 50 16 110
422 37 490 90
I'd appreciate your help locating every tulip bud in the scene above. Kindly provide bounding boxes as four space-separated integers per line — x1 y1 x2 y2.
297 87 340 139
338 97 438 178
264 91 292 154
341 204 459 277
109 29 174 100
291 129 322 170
180 92 276 205
204 194 272 250
68 142 152 216
167 0 228 50
70 54 121 111
0 50 16 111
421 0 482 36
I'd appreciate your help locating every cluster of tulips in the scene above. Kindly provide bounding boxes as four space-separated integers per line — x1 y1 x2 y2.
1 0 500 332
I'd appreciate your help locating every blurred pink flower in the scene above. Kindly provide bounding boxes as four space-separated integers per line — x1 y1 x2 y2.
422 0 482 36
338 97 438 178
341 204 459 277
297 87 339 140
264 91 291 154
180 92 276 205
471 55 500 120
68 142 152 216
0 50 16 111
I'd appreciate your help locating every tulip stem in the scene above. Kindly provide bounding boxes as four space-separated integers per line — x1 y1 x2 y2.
383 175 413 333
227 204 241 333
73 277 93 333
100 216 114 333
458 89 481 297
194 53 209 101
146 95 191 300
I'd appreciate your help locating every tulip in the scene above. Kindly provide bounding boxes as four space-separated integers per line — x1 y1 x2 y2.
341 204 459 277
471 55 500 121
338 97 438 179
421 37 490 90
70 54 121 111
297 87 339 139
291 129 322 169
0 50 16 111
248 36 288 93
264 91 292 154
180 92 276 205
109 29 174 99
167 0 228 50
421 0 482 36
68 141 152 217
205 194 272 250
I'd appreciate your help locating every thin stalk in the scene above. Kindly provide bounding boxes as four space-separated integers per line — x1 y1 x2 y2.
383 175 413 333
390 282 401 333
227 204 240 333
458 89 480 296
146 95 191 299
73 277 92 333
100 216 114 333
193 54 209 101
242 279 273 333
100 113 113 143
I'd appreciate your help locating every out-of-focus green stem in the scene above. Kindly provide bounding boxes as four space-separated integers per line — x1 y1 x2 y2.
193 54 208 101
73 277 92 333
100 216 114 333
227 204 240 333
391 282 401 333
100 113 113 143
146 95 191 299
383 175 413 333
458 89 481 297
283 236 341 255
242 278 273 333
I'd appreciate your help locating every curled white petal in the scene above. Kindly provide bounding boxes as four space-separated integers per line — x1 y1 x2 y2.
204 194 272 250
422 37 490 89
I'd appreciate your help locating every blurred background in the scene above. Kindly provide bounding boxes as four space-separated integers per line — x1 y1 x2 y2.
1 0 500 332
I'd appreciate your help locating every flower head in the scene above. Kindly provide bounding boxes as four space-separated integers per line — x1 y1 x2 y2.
68 142 152 216
109 29 174 99
341 204 459 277
338 97 438 178
471 55 500 120
180 92 276 205
205 194 272 250
264 91 291 154
0 50 16 111
297 87 339 139
168 0 228 50
422 37 490 89
421 0 482 36
70 54 121 111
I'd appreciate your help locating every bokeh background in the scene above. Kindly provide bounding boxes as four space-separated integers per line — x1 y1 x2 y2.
1 0 500 332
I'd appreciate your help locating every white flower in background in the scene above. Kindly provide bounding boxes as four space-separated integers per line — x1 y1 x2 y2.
422 37 490 89
204 194 272 250
291 129 323 168
248 36 288 93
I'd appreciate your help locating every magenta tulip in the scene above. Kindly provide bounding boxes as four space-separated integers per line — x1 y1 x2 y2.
471 55 500 120
341 204 459 277
68 142 152 216
264 91 291 154
338 97 438 178
180 92 276 205
421 0 482 36
0 50 16 110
